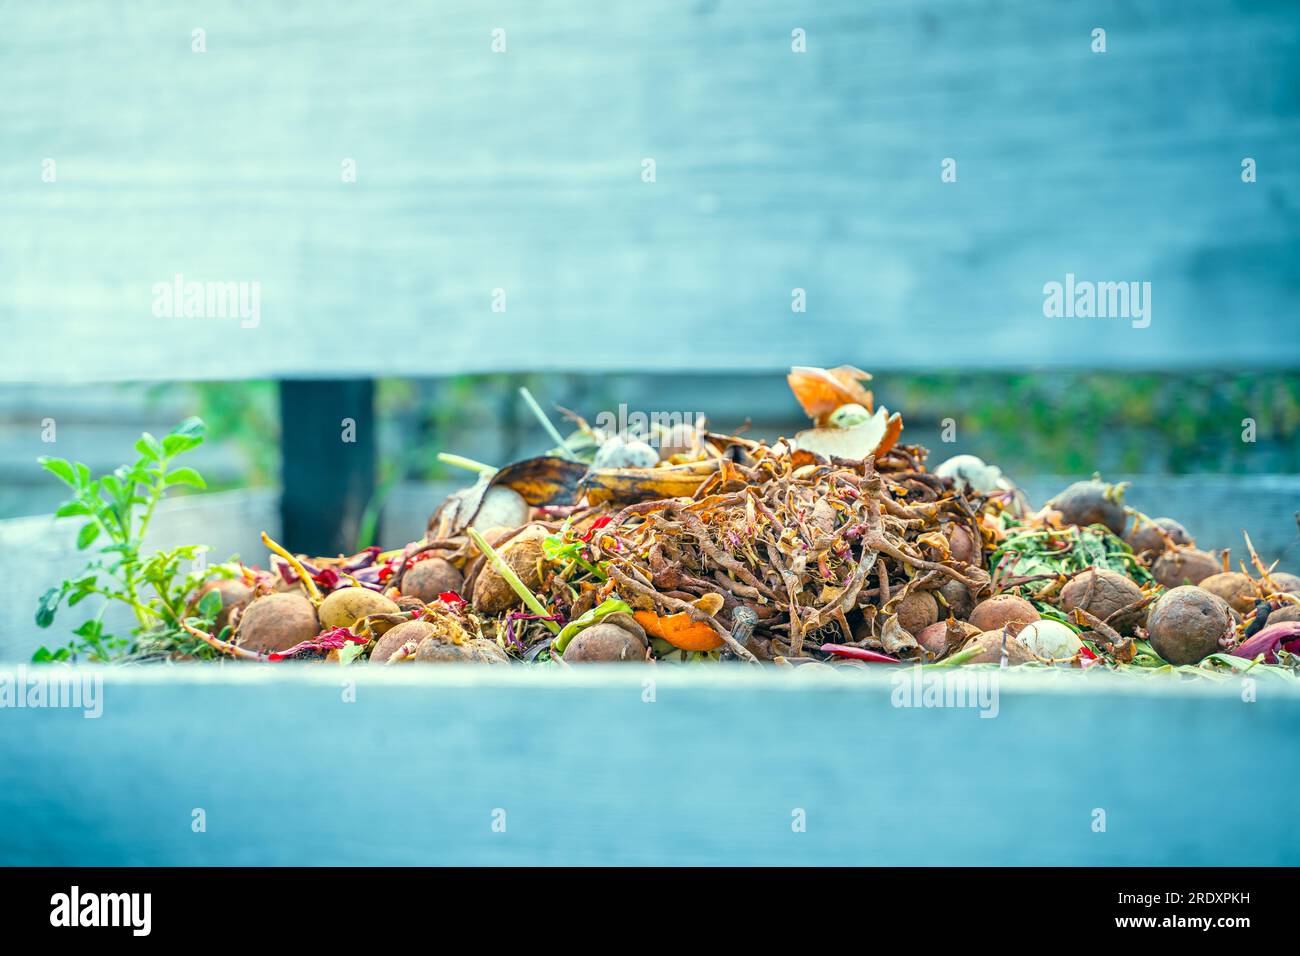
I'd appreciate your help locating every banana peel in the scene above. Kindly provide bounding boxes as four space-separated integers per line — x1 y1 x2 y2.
581 460 719 506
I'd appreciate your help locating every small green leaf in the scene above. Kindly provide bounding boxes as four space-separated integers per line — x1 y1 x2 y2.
100 474 123 500
36 586 64 628
165 467 206 489
134 436 160 461
197 588 224 619
76 522 101 550
338 641 368 667
554 597 633 655
54 500 93 518
169 416 206 440
38 456 77 487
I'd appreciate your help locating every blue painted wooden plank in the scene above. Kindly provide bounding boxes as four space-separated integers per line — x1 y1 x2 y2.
0 667 1295 865
1 1 1297 382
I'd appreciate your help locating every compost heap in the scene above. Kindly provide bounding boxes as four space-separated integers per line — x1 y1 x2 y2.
194 366 1300 676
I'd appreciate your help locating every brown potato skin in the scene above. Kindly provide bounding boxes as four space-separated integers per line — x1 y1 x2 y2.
895 591 939 637
1125 517 1191 557
936 579 975 621
1060 569 1144 633
401 558 464 603
969 594 1040 633
198 578 253 632
236 592 320 654
1269 604 1300 624
1145 586 1233 665
945 524 979 565
414 634 509 664
1152 548 1221 589
959 629 1038 665
916 619 981 657
369 620 431 664
472 537 545 615
1264 572 1300 599
1048 480 1127 536
1197 572 1256 615
562 622 649 662
318 588 400 630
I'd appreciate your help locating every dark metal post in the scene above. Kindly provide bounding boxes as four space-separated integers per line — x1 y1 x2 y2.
278 379 376 557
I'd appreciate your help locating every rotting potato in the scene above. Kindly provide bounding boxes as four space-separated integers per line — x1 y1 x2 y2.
959 629 1038 665
236 592 320 654
197 578 253 632
968 594 1040 633
368 621 426 665
916 619 980 657
1047 479 1127 536
1152 547 1221 589
936 578 975 621
318 587 400 630
1146 586 1233 665
401 557 464 603
1264 572 1300 598
1059 569 1144 633
1269 604 1300 624
1125 516 1191 557
415 633 509 664
1197 572 1257 615
393 595 426 613
562 622 648 662
944 524 979 565
895 590 938 637
472 529 547 615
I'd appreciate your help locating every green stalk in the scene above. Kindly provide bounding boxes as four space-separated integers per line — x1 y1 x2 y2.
927 647 982 668
437 452 498 476
518 387 579 461
466 527 561 634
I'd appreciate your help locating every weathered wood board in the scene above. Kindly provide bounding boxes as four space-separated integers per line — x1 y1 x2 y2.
2 1 1298 382
0 667 1295 866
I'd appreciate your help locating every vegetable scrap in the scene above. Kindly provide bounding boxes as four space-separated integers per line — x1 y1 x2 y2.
33 367 1300 681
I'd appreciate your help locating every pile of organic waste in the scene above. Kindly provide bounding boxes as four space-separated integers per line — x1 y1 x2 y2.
33 367 1300 681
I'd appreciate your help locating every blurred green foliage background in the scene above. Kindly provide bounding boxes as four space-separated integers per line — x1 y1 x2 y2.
189 371 1300 485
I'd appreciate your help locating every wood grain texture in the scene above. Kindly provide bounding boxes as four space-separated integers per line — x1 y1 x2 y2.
2 1 1298 382
0 667 1296 865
